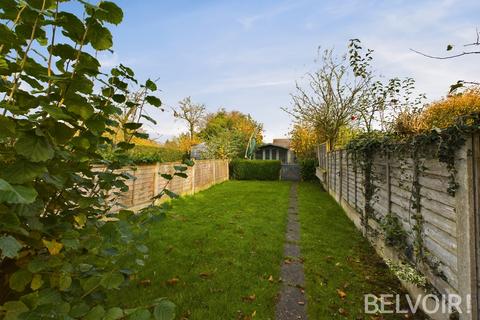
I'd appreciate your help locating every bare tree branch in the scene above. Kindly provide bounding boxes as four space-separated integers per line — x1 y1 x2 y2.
410 48 480 60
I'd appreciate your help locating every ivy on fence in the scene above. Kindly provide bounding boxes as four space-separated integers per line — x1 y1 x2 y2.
344 114 480 290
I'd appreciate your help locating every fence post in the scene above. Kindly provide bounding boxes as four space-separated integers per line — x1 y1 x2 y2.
339 150 343 202
455 134 479 320
191 162 196 194
226 160 229 181
153 162 160 200
334 151 337 194
354 153 358 211
130 168 136 207
213 160 217 185
326 150 330 189
386 152 392 214
345 151 348 204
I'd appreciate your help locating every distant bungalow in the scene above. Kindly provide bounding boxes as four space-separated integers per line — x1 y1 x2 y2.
255 139 296 164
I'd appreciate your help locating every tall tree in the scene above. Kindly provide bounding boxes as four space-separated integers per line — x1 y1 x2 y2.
285 49 367 149
290 123 319 159
200 109 263 159
173 96 206 141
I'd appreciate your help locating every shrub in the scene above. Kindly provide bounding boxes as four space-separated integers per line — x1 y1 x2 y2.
394 87 480 135
419 87 480 130
392 110 425 136
229 160 281 180
299 159 318 181
0 1 180 318
102 145 185 164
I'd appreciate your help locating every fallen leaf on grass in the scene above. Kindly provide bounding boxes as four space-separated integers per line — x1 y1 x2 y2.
338 308 348 316
138 279 151 287
236 309 255 320
166 278 179 286
242 294 256 302
199 272 212 279
337 289 347 299
268 275 274 282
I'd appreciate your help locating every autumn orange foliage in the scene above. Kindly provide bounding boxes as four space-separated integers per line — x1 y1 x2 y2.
290 124 319 159
392 87 480 135
419 87 480 130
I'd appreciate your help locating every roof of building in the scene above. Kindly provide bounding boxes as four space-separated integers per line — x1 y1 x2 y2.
272 139 291 149
257 138 292 150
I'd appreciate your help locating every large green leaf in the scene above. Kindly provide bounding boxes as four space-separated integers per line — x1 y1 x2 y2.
153 300 175 320
84 305 105 320
58 273 72 291
0 235 23 258
15 133 54 162
0 161 47 184
145 96 161 107
1 301 29 320
0 56 7 70
127 309 151 320
57 12 86 42
104 307 124 320
100 272 124 289
145 79 157 91
0 179 38 204
87 21 113 51
65 94 94 120
9 270 32 292
0 116 15 138
97 2 123 25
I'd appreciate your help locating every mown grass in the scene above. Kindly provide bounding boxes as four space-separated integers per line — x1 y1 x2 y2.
110 181 291 319
298 182 426 319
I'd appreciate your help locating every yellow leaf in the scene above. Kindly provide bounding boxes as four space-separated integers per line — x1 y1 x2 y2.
42 239 63 255
74 214 87 228
31 274 43 290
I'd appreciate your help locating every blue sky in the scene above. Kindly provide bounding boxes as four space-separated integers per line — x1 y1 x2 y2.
100 0 480 142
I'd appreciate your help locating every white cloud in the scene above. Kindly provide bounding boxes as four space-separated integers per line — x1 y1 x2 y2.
237 0 303 29
97 52 120 69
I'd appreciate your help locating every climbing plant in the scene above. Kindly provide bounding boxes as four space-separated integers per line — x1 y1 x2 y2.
0 0 183 319
346 113 480 288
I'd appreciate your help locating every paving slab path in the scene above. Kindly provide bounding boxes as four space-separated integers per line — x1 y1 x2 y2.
275 182 308 320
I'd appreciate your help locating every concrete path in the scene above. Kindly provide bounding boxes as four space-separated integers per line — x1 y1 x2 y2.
275 183 308 320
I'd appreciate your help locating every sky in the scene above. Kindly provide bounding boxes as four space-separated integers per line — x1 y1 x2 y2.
100 0 480 142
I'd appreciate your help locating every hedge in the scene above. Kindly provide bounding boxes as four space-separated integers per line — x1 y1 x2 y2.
229 160 281 180
299 159 318 181
102 146 186 164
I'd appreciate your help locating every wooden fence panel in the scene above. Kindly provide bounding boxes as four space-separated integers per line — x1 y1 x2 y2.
111 160 228 211
316 135 479 319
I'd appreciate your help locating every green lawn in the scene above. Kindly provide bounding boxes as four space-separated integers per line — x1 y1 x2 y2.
110 181 424 319
298 182 426 319
111 181 291 319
